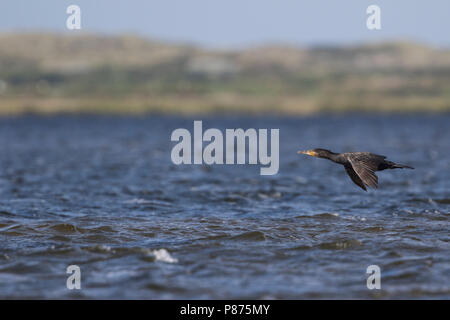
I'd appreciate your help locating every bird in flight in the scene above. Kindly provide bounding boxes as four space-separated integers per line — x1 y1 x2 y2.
297 148 414 191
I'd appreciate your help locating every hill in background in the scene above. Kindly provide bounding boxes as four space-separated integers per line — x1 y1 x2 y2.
1 33 450 114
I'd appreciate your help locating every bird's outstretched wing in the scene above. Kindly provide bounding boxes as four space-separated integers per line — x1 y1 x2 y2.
344 165 367 191
346 153 379 189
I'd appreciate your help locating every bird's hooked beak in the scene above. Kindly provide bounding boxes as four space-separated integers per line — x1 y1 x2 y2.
297 150 318 157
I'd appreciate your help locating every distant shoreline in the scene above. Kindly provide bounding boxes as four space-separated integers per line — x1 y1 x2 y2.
1 33 450 115
0 96 448 116
0 101 448 117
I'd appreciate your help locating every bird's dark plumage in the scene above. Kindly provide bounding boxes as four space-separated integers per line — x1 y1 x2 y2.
297 148 414 191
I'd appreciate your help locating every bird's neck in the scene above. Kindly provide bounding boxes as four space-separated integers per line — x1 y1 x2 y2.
324 152 343 164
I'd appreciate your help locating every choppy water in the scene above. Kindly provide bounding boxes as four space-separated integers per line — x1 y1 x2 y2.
0 114 448 299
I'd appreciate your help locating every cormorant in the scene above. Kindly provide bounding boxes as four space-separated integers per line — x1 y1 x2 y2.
297 148 414 191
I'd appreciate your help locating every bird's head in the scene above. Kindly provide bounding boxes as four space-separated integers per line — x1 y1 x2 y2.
297 148 334 159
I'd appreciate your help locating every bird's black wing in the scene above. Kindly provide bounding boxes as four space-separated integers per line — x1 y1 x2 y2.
344 165 367 191
346 153 380 189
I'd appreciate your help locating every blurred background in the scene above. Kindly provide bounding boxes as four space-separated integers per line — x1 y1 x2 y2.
1 0 450 115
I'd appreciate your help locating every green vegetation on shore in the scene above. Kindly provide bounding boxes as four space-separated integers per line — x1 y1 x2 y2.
1 33 450 115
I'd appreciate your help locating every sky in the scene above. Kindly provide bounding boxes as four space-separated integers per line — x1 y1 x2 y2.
1 0 449 48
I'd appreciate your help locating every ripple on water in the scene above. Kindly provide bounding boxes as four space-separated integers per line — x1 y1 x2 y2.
318 239 363 250
294 212 340 219
230 231 267 241
48 223 80 234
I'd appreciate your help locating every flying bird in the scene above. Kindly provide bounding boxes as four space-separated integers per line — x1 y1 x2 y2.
298 148 414 191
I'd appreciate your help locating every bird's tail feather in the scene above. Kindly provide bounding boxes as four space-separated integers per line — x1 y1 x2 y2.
393 163 414 169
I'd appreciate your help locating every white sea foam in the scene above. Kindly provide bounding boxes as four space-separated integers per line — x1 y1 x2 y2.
152 249 178 263
123 198 152 204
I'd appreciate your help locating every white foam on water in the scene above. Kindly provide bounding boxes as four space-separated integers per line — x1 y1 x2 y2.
331 213 339 217
152 249 178 263
123 198 152 204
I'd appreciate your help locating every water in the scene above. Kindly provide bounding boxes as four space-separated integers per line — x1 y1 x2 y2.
0 114 448 299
